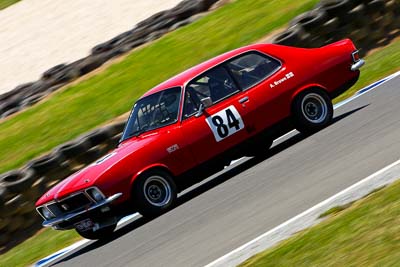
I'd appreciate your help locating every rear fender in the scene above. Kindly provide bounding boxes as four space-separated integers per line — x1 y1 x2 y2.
291 83 328 103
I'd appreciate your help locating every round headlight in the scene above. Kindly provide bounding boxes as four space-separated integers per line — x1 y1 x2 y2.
89 188 104 202
42 208 54 220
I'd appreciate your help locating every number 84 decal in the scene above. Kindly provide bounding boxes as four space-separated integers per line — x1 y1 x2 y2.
206 106 244 142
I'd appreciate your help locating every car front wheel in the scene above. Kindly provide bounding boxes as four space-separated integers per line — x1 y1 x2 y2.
292 88 333 134
133 170 177 218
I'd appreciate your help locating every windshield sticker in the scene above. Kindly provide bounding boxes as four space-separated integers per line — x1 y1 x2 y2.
270 71 294 88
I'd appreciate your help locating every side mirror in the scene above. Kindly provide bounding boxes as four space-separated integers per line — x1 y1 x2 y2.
195 97 212 117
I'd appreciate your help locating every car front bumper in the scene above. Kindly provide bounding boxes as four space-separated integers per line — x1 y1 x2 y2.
42 193 122 228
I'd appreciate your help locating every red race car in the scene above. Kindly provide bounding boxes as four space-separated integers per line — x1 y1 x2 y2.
36 39 364 239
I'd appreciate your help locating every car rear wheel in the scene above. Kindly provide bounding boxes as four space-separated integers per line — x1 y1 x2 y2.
292 88 333 134
76 223 116 240
133 170 177 218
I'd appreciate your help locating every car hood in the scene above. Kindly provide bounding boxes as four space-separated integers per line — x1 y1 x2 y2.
35 133 157 206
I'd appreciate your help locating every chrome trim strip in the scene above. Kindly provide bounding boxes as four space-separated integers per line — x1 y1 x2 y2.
42 193 123 227
351 59 365 71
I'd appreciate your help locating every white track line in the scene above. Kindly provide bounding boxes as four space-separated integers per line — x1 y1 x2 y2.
205 159 400 267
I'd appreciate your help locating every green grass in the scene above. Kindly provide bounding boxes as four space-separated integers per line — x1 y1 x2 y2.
240 180 400 267
0 228 80 267
0 0 319 174
0 0 20 10
318 203 353 218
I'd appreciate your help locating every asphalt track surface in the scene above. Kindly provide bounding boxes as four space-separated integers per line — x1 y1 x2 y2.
52 76 400 267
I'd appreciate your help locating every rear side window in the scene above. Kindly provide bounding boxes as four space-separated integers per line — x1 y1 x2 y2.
226 52 281 90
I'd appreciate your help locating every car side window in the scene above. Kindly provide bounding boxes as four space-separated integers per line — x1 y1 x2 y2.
226 52 281 90
183 66 239 118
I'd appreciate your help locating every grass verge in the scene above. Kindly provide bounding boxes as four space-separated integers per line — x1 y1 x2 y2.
240 179 400 267
0 228 80 267
0 0 319 173
0 0 20 10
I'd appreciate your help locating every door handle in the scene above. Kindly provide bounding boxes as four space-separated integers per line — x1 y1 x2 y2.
239 96 249 104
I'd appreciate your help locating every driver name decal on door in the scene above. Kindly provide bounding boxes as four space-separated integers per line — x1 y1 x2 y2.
206 105 244 142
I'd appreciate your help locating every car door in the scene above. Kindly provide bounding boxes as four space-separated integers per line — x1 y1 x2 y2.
180 65 255 165
225 51 284 134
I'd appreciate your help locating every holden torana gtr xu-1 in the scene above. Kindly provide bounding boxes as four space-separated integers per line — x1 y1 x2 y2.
36 39 364 239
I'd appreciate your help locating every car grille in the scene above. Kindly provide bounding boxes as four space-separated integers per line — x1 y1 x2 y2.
46 192 93 216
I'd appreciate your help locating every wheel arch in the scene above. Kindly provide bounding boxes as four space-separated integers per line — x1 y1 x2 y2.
129 164 174 196
290 84 329 114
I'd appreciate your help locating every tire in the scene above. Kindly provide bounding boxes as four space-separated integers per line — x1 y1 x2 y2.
272 25 306 47
91 42 114 55
0 217 10 231
366 0 385 14
0 194 25 217
292 88 333 134
171 4 198 20
348 4 367 25
289 9 328 33
0 185 8 202
109 121 126 136
76 144 104 165
42 64 68 80
81 127 112 146
1 106 21 118
76 224 116 240
54 138 91 159
0 231 11 246
109 132 123 148
21 213 39 228
75 55 108 76
133 169 177 218
20 92 47 108
0 169 36 194
316 0 354 19
26 152 65 176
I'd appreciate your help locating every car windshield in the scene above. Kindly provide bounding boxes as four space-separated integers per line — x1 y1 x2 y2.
121 87 181 142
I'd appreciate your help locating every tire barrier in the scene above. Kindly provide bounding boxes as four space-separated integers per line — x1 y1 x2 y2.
0 169 35 194
0 119 125 249
0 0 222 119
272 0 400 54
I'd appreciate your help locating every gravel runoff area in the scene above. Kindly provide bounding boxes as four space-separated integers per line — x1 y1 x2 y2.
0 0 182 95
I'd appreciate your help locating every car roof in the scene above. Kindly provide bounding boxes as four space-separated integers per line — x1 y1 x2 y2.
141 43 272 98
